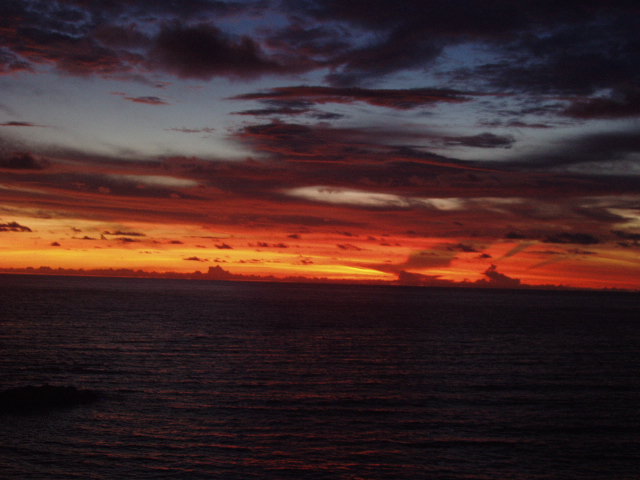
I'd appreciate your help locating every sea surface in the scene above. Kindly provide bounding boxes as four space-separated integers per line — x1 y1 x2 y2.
1 274 639 479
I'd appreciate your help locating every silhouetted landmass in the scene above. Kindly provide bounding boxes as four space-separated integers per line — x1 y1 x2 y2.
0 265 379 285
0 264 631 291
0 384 100 414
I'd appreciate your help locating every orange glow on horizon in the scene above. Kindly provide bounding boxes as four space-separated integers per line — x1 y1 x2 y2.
1 213 639 290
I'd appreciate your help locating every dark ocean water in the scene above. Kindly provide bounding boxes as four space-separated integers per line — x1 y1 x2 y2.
1 274 639 479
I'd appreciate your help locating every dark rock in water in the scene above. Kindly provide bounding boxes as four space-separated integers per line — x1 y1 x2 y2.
0 384 100 414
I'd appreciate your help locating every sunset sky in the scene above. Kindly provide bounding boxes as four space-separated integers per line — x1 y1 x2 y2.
1 0 639 289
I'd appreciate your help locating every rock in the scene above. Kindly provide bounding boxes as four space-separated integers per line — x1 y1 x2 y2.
0 384 100 414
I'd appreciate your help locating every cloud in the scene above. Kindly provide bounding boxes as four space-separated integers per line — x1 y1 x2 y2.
232 86 472 110
103 230 146 237
123 96 169 105
0 152 48 170
165 127 216 134
0 0 636 97
325 30 443 86
477 264 521 288
509 128 640 172
563 88 640 119
336 243 361 251
265 23 352 59
115 237 140 243
215 243 233 249
0 48 31 74
499 242 532 259
151 23 288 80
284 1 639 89
375 248 457 274
0 0 268 80
0 221 32 232
395 264 523 289
254 242 288 249
503 121 552 129
184 256 208 262
505 232 528 239
542 232 600 245
442 133 514 149
234 121 500 168
233 106 311 117
446 243 479 253
0 121 44 127
613 230 640 241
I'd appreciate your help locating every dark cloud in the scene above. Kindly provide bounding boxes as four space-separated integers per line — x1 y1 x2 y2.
0 48 31 74
395 270 453 287
254 241 287 248
563 88 640 119
567 248 596 256
232 86 472 110
617 241 640 249
246 214 360 228
286 1 640 89
477 264 521 288
326 31 442 86
234 121 495 168
165 127 216 134
266 23 351 59
376 249 457 274
395 264 523 289
443 132 514 149
151 23 288 80
336 243 361 251
103 230 146 236
505 232 528 240
0 221 32 232
116 237 140 243
0 152 48 170
2 9 136 77
123 96 169 105
232 97 346 120
184 256 208 262
0 1 281 80
0 121 44 127
215 243 233 249
232 106 311 117
542 232 600 245
504 121 552 129
1 0 637 94
446 243 479 253
511 128 640 170
288 0 533 34
613 230 640 241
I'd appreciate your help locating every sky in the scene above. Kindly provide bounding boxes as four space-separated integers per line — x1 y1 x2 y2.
1 0 640 290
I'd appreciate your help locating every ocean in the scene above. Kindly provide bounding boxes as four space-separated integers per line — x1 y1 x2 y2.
1 274 639 479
